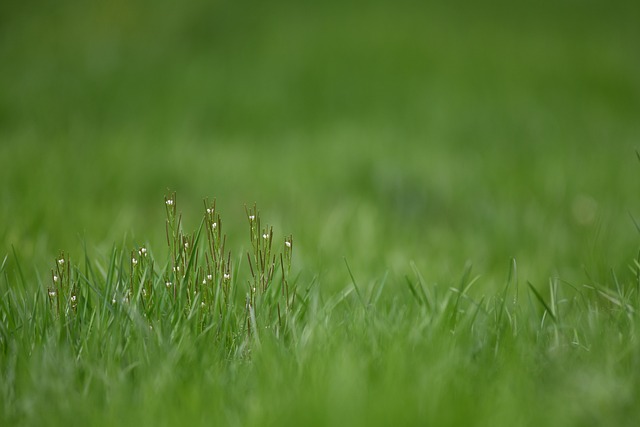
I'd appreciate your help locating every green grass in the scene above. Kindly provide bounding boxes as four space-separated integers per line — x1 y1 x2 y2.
2 0 640 425
2 195 640 426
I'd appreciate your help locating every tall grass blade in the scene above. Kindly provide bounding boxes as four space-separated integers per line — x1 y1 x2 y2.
527 281 557 323
343 257 366 309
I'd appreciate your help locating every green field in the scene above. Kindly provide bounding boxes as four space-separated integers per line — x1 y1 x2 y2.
2 0 640 425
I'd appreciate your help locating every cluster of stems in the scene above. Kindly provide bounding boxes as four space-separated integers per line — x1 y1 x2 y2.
47 193 296 343
47 251 78 319
245 203 294 335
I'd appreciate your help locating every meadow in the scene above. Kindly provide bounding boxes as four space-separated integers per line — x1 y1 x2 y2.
1 0 640 425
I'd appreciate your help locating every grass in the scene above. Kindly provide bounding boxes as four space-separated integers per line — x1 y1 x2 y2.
2 0 640 425
2 194 640 426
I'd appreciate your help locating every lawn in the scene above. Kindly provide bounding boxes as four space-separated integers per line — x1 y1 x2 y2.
1 0 640 425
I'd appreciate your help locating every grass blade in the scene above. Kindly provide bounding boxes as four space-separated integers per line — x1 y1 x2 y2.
527 281 556 323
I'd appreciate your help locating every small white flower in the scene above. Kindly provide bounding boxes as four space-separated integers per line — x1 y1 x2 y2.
139 247 147 256
212 222 217 230
223 273 230 281
53 275 59 282
165 281 173 288
262 233 269 239
112 297 117 304
285 241 292 248
206 208 212 214
202 279 207 285
201 302 206 308
58 258 65 265
207 274 213 281
48 290 57 297
132 257 138 265
184 242 189 249
166 199 174 206
71 295 77 302
142 289 148 297
249 215 255 221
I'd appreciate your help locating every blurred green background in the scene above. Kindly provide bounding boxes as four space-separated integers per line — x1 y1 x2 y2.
1 0 639 288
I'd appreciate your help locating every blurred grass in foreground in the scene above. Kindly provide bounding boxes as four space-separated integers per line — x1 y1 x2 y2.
1 195 640 426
